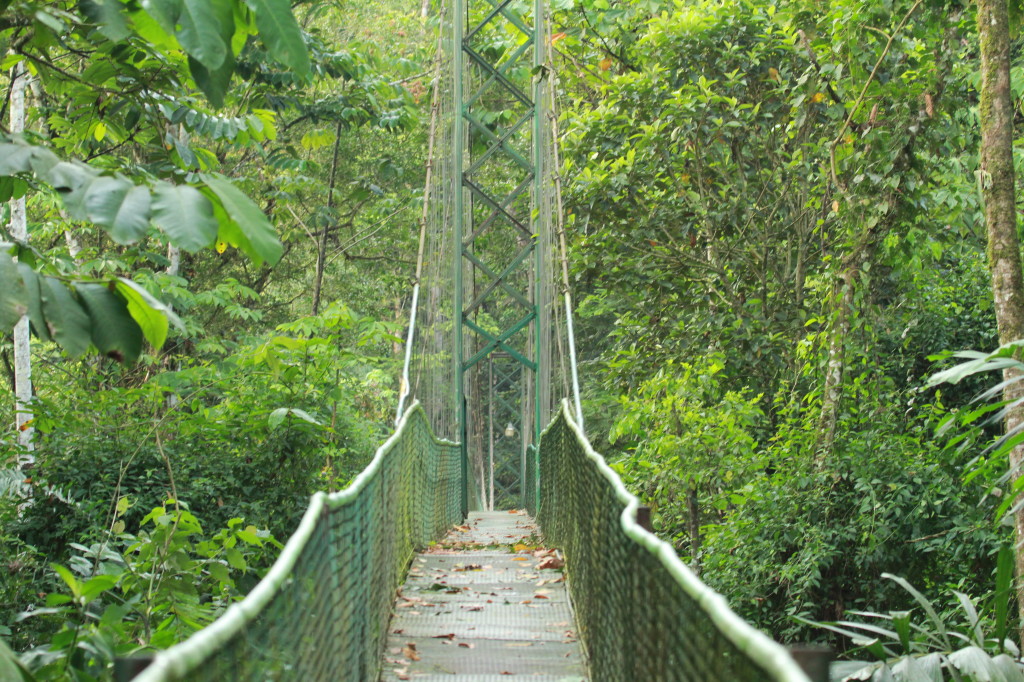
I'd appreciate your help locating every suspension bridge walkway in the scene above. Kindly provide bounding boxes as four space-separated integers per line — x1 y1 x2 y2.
129 404 811 681
122 0 821 678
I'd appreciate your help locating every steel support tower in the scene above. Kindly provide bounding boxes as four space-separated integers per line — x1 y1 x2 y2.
452 0 547 512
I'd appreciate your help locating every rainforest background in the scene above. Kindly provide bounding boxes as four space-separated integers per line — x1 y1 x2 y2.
0 0 1020 677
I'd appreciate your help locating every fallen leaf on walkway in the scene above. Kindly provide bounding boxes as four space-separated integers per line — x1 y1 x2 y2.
538 556 564 570
402 643 420 661
458 642 474 648
432 633 456 640
512 557 528 562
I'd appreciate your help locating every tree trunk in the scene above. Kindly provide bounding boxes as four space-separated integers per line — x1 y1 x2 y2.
817 265 856 459
977 0 1024 647
312 120 343 316
10 63 33 459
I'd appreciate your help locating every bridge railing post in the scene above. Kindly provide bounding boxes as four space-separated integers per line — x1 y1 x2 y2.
787 644 832 682
113 656 153 682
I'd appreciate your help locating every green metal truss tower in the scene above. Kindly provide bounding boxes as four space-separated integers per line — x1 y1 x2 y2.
452 0 548 513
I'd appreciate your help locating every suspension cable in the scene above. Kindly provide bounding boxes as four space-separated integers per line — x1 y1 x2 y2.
545 20 585 432
396 26 446 425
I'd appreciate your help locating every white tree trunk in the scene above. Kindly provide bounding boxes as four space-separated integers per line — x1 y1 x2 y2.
167 244 181 277
11 63 33 458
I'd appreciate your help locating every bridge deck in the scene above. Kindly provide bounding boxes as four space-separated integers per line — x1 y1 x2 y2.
380 511 588 681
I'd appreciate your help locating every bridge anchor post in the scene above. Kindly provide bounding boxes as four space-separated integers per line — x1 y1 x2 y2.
787 644 832 682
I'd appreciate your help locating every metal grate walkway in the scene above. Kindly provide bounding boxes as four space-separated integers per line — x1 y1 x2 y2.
380 511 588 680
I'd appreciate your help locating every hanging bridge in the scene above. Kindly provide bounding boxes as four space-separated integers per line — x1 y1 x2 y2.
127 1 814 680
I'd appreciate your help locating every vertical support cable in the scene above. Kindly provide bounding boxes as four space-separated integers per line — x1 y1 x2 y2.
564 294 584 431
397 19 446 425
544 24 585 432
453 0 468 518
395 284 419 424
532 0 544 449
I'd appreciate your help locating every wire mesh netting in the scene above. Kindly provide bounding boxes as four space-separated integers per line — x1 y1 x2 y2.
532 402 810 682
133 404 461 682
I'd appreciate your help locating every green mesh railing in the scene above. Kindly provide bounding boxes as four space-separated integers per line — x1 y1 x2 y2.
533 401 810 682
133 403 460 682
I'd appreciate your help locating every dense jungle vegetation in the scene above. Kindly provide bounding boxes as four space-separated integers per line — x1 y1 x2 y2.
3 0 1024 679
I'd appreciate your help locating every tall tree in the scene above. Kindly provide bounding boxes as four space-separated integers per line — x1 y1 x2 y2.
10 63 32 457
977 0 1024 643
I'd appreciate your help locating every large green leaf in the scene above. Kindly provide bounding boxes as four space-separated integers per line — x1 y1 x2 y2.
139 0 182 37
40 277 91 357
46 161 100 219
80 0 131 41
75 283 143 363
114 278 183 349
176 0 228 70
0 142 36 175
185 0 236 107
84 177 152 244
17 262 50 343
151 181 218 251
0 636 33 682
188 53 234 109
0 250 27 331
246 0 309 77
200 172 282 265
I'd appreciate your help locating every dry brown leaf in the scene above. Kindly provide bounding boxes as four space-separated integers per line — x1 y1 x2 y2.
538 556 564 570
402 643 420 662
432 633 456 640
458 642 474 649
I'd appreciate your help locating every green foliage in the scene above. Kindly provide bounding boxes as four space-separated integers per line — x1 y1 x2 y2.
699 389 1007 645
14 500 279 679
0 241 186 362
556 0 1005 657
809 559 1022 681
609 355 764 554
